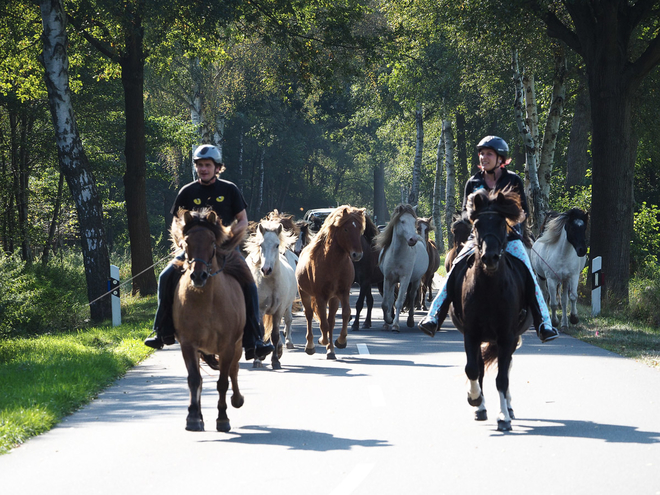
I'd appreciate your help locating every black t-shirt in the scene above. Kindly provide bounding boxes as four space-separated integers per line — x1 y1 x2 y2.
171 179 247 227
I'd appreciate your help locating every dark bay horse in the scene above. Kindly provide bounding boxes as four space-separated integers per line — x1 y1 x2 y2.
352 215 383 330
416 217 441 311
437 188 536 431
445 212 472 271
296 205 366 359
171 208 249 432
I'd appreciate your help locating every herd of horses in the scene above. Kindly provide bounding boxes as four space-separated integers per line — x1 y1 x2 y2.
169 195 589 433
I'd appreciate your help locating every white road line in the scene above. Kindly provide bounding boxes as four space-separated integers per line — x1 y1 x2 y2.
357 343 370 355
329 463 376 495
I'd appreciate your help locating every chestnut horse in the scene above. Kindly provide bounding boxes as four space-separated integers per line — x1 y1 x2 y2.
436 189 536 431
296 205 366 359
171 208 249 432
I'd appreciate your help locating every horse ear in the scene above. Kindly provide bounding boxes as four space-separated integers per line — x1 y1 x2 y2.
207 211 218 225
276 223 283 234
258 223 265 235
183 210 193 224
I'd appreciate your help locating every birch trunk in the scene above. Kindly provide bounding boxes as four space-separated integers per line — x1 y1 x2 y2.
433 127 445 253
38 0 111 321
408 103 423 207
512 50 544 234
443 119 456 253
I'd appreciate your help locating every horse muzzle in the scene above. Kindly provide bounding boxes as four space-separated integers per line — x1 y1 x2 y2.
190 270 209 287
351 251 363 262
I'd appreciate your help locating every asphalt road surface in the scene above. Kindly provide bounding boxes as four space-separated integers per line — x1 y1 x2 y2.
2 285 660 495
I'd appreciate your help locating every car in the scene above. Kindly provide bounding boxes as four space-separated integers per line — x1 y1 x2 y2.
303 207 336 230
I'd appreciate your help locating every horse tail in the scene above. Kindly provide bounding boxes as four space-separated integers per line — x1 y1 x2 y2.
482 343 499 369
263 314 275 342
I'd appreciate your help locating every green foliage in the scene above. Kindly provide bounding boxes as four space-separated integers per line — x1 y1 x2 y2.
0 254 89 339
629 269 660 327
631 202 660 274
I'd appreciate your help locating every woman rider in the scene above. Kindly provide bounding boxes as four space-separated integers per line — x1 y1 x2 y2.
419 135 559 343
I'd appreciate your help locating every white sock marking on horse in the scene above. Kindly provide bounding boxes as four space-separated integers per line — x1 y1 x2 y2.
330 463 376 495
357 343 370 355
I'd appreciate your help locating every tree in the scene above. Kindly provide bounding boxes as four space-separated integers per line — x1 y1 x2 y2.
38 0 111 321
537 0 660 302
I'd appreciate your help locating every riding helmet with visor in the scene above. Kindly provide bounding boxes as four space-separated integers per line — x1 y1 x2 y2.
476 136 509 159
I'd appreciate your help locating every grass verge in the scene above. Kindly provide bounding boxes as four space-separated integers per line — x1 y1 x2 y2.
0 294 156 455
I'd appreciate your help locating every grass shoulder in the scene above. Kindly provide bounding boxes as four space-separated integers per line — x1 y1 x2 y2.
0 294 156 455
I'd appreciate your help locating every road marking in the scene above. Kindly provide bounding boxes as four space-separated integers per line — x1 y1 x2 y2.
357 343 369 355
329 463 376 495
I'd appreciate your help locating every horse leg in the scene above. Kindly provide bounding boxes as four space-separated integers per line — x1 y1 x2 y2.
284 306 294 349
270 314 283 370
216 360 231 432
548 280 560 328
495 340 516 432
181 343 204 431
301 291 316 355
392 276 411 332
381 281 395 328
406 282 419 328
560 282 570 332
352 285 365 331
363 289 374 328
569 275 580 325
325 298 339 359
229 341 244 410
335 294 351 350
464 335 486 421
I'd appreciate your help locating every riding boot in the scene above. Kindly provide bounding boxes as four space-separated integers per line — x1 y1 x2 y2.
144 261 181 349
419 256 462 337
242 282 274 360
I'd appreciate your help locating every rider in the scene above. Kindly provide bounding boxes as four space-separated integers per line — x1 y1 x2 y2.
419 135 559 343
144 144 275 361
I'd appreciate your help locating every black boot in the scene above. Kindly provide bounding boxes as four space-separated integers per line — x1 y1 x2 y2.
536 323 559 343
145 262 180 349
242 282 274 360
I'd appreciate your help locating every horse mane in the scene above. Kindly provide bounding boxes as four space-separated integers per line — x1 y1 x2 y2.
364 215 380 241
307 205 366 256
266 209 300 235
375 204 417 250
244 219 297 257
536 209 587 245
466 187 525 226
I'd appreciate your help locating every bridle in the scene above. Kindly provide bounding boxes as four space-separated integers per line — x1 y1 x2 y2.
473 211 508 259
182 226 227 277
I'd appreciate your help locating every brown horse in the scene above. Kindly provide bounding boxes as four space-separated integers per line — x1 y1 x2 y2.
296 205 366 359
171 208 249 432
445 212 472 271
416 217 441 311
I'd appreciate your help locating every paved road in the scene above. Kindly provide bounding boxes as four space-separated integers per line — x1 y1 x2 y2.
2 286 660 495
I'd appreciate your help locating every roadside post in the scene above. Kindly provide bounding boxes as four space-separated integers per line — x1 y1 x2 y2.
591 256 602 316
109 265 121 326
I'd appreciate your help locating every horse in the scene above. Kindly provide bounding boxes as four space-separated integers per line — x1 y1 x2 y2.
170 208 248 432
445 212 472 271
293 220 313 257
376 204 429 331
352 214 383 330
416 217 441 311
245 220 298 368
438 188 536 431
296 205 366 359
531 208 589 332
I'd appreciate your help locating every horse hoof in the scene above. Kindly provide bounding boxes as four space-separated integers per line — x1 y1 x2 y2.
391 327 400 333
475 410 488 421
497 419 512 431
327 351 336 360
468 393 483 407
186 419 204 431
335 339 347 349
231 394 244 409
271 359 282 370
305 346 316 355
560 325 568 333
508 408 515 420
383 323 391 330
570 314 579 324
216 419 231 432
252 359 264 369
362 322 371 329
286 342 294 349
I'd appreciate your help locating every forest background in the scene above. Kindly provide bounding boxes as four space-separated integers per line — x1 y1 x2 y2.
1 0 660 336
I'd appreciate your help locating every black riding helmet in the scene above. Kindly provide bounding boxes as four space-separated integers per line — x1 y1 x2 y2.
476 135 509 159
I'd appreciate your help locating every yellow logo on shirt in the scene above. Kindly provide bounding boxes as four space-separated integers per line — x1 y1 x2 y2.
193 198 201 205
216 196 225 203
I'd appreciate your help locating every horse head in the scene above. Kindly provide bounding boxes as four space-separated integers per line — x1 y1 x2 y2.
564 209 589 257
467 189 525 275
416 217 434 242
176 209 225 288
254 221 283 277
390 204 421 247
327 206 365 262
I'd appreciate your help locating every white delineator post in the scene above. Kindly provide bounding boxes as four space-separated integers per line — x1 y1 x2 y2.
591 256 602 316
110 265 121 326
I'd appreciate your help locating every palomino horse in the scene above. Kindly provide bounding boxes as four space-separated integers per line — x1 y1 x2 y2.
531 208 589 332
171 208 248 432
352 215 383 330
296 205 365 359
416 217 441 311
436 188 537 431
445 212 472 271
245 220 298 369
376 204 429 331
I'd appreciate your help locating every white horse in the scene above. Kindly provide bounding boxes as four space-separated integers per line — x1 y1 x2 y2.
531 209 589 332
245 220 298 369
376 204 429 331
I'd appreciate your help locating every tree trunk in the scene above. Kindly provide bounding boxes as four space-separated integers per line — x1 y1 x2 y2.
433 127 445 252
120 17 157 296
408 103 423 207
443 119 456 254
42 171 64 265
237 126 244 193
455 112 468 189
257 148 265 216
373 163 388 224
38 0 111 321
566 74 591 188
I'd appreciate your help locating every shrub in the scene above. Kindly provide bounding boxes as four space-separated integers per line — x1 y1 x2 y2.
629 267 660 326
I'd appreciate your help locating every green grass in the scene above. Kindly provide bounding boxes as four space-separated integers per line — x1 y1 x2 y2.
0 294 156 455
563 303 660 369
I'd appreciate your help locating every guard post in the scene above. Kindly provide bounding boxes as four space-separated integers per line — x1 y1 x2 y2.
591 256 602 317
109 265 121 326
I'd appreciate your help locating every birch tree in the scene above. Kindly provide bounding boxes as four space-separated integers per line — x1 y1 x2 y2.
433 128 445 252
408 103 423 207
443 119 455 254
38 0 111 321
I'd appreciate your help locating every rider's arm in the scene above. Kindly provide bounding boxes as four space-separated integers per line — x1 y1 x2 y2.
231 209 248 238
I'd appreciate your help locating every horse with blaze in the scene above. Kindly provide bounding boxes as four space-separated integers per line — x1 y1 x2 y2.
296 206 366 359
